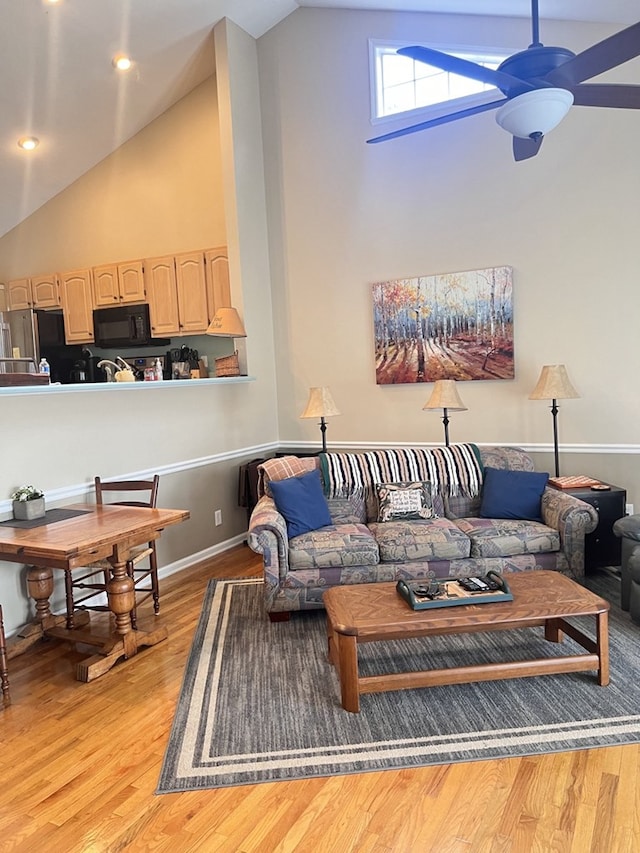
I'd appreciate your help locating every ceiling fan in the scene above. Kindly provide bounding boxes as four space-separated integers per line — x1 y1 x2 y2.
367 0 640 160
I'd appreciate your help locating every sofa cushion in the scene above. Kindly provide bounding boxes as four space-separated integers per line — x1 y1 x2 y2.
368 517 471 563
376 481 436 522
288 523 380 570
444 493 482 519
270 469 332 538
327 494 367 525
454 517 561 558
480 467 549 522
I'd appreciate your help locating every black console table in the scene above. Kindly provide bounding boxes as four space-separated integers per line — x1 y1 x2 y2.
557 482 626 571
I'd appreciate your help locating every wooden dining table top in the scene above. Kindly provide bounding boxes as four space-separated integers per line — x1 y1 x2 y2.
0 503 190 568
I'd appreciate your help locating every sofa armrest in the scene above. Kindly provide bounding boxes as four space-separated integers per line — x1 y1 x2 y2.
247 495 290 604
541 488 598 577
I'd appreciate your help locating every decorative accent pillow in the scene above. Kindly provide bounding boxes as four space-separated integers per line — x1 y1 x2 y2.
376 481 435 522
270 469 333 538
479 467 549 522
257 455 318 498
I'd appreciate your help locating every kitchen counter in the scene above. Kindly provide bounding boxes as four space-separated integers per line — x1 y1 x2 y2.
0 376 254 396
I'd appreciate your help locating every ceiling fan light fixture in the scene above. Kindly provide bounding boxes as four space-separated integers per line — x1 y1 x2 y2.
495 88 574 139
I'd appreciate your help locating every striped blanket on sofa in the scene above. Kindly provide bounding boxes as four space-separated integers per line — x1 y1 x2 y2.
319 444 483 500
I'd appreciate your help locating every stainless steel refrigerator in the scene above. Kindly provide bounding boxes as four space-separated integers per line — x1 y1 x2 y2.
0 309 40 372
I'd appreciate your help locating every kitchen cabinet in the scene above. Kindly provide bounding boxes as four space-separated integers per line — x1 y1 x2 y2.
7 279 30 310
59 268 94 344
8 275 60 310
93 261 145 306
144 256 180 337
175 251 209 334
145 252 209 336
204 247 231 321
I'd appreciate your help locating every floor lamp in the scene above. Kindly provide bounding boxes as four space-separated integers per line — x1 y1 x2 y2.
529 364 579 477
300 387 341 452
423 380 467 446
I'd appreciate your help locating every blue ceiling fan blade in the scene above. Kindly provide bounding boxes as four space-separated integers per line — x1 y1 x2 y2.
367 98 506 144
398 46 534 96
568 83 640 109
545 21 640 86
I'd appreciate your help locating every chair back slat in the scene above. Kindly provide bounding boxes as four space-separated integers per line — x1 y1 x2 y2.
94 475 159 509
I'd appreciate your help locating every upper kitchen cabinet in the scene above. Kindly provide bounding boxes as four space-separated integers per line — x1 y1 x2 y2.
59 268 95 344
8 274 60 310
175 251 209 334
144 256 180 337
7 279 30 310
204 247 231 321
93 260 145 306
145 252 209 336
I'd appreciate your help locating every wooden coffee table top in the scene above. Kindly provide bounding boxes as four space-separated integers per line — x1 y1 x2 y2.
323 571 609 639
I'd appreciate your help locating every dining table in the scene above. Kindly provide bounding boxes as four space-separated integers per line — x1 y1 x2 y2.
0 502 189 682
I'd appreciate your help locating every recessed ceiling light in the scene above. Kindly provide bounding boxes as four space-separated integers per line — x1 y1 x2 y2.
112 55 133 71
18 137 39 151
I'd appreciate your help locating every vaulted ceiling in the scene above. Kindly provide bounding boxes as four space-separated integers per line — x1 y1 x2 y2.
2 1 636 239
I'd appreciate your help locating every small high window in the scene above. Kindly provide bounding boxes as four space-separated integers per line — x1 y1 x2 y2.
371 40 511 123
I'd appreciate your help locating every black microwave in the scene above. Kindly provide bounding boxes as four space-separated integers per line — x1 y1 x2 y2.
93 304 169 348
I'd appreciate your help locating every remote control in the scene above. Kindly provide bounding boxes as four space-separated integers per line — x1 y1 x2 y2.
458 576 501 592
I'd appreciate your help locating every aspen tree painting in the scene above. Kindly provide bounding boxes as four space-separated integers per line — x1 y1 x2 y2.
373 266 514 384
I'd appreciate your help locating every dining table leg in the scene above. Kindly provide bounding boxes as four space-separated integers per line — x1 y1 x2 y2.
75 547 168 683
7 565 88 659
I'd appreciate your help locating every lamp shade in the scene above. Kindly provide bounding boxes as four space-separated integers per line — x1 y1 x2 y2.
206 307 246 337
300 387 341 419
495 88 574 139
529 365 579 401
422 380 467 412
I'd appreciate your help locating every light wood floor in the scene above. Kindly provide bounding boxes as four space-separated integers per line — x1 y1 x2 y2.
1 546 639 853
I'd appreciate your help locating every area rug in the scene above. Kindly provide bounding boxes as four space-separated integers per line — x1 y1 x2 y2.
157 573 640 792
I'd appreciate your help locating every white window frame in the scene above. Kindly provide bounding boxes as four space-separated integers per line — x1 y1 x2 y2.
369 38 513 127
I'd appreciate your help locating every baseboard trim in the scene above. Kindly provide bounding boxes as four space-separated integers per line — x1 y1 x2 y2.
158 532 248 580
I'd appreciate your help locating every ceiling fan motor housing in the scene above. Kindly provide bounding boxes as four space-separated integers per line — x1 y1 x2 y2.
497 46 577 94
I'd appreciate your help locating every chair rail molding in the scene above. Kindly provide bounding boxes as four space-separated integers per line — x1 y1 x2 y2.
0 442 279 517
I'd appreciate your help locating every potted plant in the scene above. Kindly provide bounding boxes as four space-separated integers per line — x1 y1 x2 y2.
11 485 45 520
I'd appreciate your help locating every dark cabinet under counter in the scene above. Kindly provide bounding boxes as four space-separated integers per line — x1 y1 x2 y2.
558 483 626 571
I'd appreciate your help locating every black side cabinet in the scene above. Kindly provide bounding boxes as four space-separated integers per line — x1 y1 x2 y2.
559 483 627 571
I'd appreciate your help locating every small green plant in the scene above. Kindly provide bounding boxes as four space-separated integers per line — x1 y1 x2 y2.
11 485 44 502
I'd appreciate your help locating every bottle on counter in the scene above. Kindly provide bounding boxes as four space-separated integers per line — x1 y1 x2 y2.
154 358 163 381
38 358 50 380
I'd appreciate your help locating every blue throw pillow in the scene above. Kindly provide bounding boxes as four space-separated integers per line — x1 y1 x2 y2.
479 467 549 522
270 469 333 538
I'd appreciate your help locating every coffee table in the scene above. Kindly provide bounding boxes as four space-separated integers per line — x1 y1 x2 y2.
324 571 609 712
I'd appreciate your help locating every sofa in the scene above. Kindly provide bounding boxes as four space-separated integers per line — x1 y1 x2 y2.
613 514 640 623
248 444 598 621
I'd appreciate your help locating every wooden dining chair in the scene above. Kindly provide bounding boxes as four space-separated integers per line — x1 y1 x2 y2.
65 475 161 630
0 604 10 707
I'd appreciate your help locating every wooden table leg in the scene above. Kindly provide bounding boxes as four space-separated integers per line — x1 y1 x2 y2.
8 566 68 658
545 617 564 643
75 551 167 683
597 610 610 686
336 632 360 713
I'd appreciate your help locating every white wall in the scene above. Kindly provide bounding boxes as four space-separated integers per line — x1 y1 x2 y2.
258 7 640 488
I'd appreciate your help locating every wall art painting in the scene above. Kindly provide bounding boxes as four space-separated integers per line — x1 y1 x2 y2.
373 266 514 385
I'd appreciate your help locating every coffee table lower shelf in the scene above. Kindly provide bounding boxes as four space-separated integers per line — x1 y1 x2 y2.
324 572 609 713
